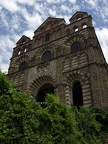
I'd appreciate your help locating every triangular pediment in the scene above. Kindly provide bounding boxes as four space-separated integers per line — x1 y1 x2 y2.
69 11 88 23
34 17 65 35
16 35 31 45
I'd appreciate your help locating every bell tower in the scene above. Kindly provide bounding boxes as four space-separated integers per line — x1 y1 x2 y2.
8 11 108 108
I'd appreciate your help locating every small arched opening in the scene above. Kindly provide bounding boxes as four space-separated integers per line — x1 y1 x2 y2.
72 81 83 107
74 26 78 32
37 84 54 108
82 24 87 29
45 33 50 42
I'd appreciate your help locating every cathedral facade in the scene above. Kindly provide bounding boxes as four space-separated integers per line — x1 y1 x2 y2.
8 11 108 108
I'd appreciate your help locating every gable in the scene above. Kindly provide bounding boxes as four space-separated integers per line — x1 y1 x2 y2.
69 11 88 23
34 17 65 35
16 35 31 46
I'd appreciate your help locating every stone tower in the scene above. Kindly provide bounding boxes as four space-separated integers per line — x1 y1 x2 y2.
8 11 108 108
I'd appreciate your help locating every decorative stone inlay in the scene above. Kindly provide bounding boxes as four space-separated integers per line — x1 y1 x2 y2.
37 63 50 73
63 52 88 72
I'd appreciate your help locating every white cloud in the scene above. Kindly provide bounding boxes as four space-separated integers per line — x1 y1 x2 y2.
0 34 20 72
84 0 98 7
23 30 33 39
49 8 56 16
0 0 108 73
61 5 72 13
0 0 20 12
16 0 34 5
20 8 43 30
95 27 108 62
46 0 60 3
0 63 9 73
68 0 76 3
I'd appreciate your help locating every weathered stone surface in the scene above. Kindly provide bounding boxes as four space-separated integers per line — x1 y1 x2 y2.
8 11 108 108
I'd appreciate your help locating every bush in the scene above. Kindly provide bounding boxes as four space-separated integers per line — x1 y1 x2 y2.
1 71 107 143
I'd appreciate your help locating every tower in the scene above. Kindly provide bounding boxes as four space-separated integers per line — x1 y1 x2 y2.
8 11 108 108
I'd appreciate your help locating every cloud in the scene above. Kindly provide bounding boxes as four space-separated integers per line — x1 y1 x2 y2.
68 0 76 3
49 8 57 16
95 27 108 62
20 7 43 30
0 0 20 12
84 0 98 7
0 0 108 73
0 34 20 72
61 4 72 14
23 30 33 39
46 0 60 3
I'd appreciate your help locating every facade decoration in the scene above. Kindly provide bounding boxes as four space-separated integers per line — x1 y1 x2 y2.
8 11 108 108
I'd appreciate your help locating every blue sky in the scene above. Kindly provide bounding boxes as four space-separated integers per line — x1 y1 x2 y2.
0 0 108 72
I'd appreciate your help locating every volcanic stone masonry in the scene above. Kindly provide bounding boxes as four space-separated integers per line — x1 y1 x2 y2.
8 11 108 108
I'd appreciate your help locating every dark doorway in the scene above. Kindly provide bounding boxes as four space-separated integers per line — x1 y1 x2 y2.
72 81 83 107
37 84 54 108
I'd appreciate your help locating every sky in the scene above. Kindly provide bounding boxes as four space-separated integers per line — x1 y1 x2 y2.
0 0 108 72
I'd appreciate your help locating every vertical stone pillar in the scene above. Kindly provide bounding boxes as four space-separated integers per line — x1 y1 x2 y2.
65 85 71 106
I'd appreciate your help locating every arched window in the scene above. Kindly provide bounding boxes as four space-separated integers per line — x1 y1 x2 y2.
24 48 27 52
77 17 81 20
83 24 87 29
19 61 27 71
74 26 78 32
42 50 52 62
71 41 81 52
45 33 50 42
18 50 21 55
72 81 83 107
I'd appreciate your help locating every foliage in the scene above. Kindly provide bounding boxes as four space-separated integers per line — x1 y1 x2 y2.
72 106 102 144
0 71 80 143
91 107 108 143
0 71 108 143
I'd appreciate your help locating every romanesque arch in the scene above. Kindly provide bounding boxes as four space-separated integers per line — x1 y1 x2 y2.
34 44 55 64
28 75 56 101
64 71 92 107
65 33 86 48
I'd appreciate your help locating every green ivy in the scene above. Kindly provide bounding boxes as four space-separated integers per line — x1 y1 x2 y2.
0 71 108 143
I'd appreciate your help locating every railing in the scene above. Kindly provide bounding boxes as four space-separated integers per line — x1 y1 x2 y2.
38 102 46 105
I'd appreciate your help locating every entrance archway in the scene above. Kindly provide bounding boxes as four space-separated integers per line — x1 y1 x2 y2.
72 81 83 107
37 84 54 107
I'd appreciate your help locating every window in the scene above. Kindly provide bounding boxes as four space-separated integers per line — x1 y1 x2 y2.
77 17 81 20
19 61 27 71
74 27 78 32
83 24 87 29
42 50 51 62
18 50 21 55
24 48 27 52
71 41 81 52
45 33 50 42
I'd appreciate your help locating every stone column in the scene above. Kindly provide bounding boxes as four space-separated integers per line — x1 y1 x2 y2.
65 85 71 106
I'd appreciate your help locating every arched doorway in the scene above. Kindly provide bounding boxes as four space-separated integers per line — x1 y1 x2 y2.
72 81 83 107
37 84 54 107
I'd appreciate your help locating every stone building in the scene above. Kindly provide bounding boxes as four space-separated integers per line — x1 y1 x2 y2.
8 11 108 108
